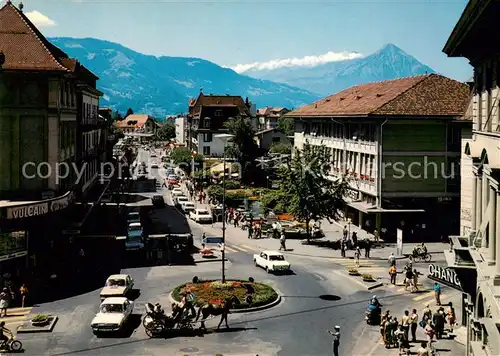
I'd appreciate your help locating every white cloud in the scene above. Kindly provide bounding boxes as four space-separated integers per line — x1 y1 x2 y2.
230 50 364 73
25 10 56 28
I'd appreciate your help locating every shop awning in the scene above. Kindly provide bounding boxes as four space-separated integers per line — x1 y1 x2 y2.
347 201 376 213
346 200 425 214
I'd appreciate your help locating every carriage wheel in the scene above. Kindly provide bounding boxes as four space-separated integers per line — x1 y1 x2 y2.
423 253 432 262
145 321 163 338
142 316 150 328
413 255 421 263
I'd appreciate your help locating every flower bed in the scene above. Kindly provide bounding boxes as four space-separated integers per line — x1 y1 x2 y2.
172 279 278 310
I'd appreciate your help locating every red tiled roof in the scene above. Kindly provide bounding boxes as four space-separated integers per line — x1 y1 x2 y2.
114 114 152 129
287 74 470 118
190 93 250 116
0 2 69 71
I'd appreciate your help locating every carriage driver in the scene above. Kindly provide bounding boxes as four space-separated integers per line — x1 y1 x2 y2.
174 292 196 319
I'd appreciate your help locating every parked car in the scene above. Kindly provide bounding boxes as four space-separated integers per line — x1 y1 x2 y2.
180 201 195 214
100 274 134 301
126 222 145 251
253 251 291 273
190 208 213 223
151 162 159 169
91 297 134 334
171 188 184 198
152 195 165 208
127 212 141 224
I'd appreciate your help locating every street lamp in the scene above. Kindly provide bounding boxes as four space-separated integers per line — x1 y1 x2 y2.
214 133 234 283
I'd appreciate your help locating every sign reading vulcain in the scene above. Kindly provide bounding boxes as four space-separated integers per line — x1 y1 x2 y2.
428 264 462 289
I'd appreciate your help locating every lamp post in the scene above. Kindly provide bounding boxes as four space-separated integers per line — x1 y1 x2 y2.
214 133 234 283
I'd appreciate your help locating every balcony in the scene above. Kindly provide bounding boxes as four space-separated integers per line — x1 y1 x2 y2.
81 116 106 128
304 134 378 155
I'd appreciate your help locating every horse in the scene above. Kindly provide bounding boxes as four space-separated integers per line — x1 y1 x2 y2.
195 295 240 330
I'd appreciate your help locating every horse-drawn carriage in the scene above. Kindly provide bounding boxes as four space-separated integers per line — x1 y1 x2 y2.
142 302 195 337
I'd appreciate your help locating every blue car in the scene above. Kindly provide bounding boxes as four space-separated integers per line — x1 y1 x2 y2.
126 222 145 251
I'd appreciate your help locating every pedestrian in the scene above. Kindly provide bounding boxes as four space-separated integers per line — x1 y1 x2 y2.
343 225 348 239
434 282 441 306
413 269 419 292
405 268 414 291
422 303 432 322
0 287 11 317
388 252 396 267
432 307 445 339
447 302 456 333
352 231 358 247
364 239 371 258
328 325 341 356
340 239 346 258
401 310 410 342
19 284 28 308
374 229 379 243
389 264 397 285
248 224 254 239
410 308 418 342
380 310 390 343
417 342 429 356
354 246 361 267
424 320 434 349
279 232 286 251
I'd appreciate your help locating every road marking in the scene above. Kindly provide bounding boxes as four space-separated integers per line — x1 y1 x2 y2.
240 244 254 252
224 246 238 253
413 290 434 301
0 307 32 325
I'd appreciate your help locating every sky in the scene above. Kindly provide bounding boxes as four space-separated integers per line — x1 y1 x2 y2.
21 0 471 81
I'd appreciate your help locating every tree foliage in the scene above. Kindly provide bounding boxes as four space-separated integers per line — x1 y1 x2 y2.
262 145 349 239
269 142 292 155
223 118 260 183
156 123 176 141
278 116 295 136
170 147 203 173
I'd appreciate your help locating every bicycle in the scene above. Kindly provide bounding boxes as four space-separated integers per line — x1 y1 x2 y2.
412 251 432 263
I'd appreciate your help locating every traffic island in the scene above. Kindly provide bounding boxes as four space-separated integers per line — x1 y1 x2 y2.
17 314 58 333
343 269 383 290
171 278 281 313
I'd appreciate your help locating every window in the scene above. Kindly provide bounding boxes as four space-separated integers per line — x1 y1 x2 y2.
203 117 211 128
215 110 223 117
272 136 281 143
203 146 211 155
203 133 213 142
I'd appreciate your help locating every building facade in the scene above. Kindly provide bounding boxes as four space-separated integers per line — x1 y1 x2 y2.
175 116 187 144
288 74 470 240
255 128 291 152
0 1 107 292
187 93 252 157
443 0 500 354
257 107 290 131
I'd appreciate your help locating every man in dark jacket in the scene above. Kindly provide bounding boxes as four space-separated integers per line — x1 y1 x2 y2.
432 308 446 339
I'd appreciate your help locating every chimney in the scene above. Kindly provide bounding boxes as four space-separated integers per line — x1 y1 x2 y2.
18 1 23 11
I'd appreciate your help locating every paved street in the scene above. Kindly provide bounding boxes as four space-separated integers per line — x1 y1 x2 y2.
13 147 463 356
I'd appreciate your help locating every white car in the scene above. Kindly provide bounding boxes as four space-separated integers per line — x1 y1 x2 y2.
171 188 184 198
174 195 189 206
180 201 195 213
91 297 134 334
127 212 140 224
253 251 291 273
190 209 212 223
151 162 159 169
100 274 134 301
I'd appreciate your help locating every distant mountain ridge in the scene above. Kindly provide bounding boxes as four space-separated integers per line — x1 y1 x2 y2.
242 44 436 95
49 37 321 116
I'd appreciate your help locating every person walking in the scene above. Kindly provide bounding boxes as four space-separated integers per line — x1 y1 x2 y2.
434 282 441 306
388 252 396 267
364 239 371 258
417 342 429 356
424 320 434 348
410 308 418 342
389 265 397 285
401 310 410 343
0 288 11 317
340 239 346 258
422 303 432 323
328 325 341 356
279 232 287 251
413 269 419 292
354 246 361 268
343 226 348 240
447 302 456 333
19 284 28 308
373 229 379 243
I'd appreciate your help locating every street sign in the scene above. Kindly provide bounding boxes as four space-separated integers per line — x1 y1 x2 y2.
396 229 403 255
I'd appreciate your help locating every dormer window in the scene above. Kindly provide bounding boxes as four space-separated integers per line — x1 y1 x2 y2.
203 117 211 128
214 110 223 117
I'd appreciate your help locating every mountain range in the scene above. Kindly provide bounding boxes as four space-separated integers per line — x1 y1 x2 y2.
242 44 435 95
49 38 436 116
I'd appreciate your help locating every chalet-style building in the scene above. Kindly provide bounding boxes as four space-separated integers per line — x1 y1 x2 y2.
113 114 156 134
288 74 470 241
187 93 253 156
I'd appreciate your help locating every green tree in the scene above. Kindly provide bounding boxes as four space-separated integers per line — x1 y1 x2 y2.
262 145 348 241
269 142 292 155
223 117 260 183
278 116 295 136
170 147 203 174
125 108 134 118
156 123 176 141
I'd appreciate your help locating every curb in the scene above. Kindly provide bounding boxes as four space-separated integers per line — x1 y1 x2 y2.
194 257 228 264
285 250 407 261
168 290 282 314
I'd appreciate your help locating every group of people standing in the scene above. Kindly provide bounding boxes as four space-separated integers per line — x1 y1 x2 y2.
0 283 29 317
